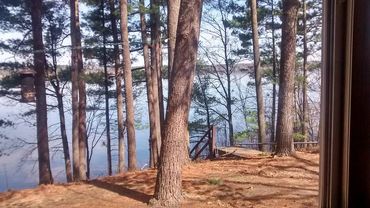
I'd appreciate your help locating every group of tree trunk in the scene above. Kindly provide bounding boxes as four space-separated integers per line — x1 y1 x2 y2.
200 0 311 155
28 0 138 183
26 0 313 206
249 0 306 155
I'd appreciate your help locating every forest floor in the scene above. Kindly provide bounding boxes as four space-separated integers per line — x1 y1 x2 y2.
0 150 319 208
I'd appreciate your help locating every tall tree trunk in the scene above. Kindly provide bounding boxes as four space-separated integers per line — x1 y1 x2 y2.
56 92 72 182
76 0 87 180
148 0 162 160
226 65 233 146
275 0 300 156
49 28 72 183
70 0 80 181
167 0 180 93
219 7 234 147
120 0 137 171
29 0 53 185
157 46 165 138
153 0 203 206
167 0 189 164
151 0 165 147
108 0 125 173
139 0 159 168
249 0 267 152
271 0 277 150
301 0 308 146
101 0 112 176
70 0 87 180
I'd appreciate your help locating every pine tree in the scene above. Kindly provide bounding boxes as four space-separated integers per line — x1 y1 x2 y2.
139 0 160 168
120 0 137 171
275 0 300 156
44 1 72 182
167 0 180 84
153 0 203 206
249 0 268 151
70 0 87 180
29 0 53 184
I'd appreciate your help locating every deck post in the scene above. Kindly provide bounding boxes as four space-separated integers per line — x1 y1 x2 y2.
208 125 217 158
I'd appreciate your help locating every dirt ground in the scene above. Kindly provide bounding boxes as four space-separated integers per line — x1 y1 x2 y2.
0 150 319 208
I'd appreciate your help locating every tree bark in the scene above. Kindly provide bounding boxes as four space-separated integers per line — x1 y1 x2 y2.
108 0 125 173
167 0 180 90
29 0 53 185
70 0 87 180
150 0 163 161
150 0 163 154
167 0 189 164
153 0 203 206
249 0 267 152
70 0 80 181
139 0 159 168
275 0 300 156
120 0 137 171
76 0 87 180
101 0 112 176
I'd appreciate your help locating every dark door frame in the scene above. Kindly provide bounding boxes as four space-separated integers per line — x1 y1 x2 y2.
320 0 370 206
320 0 351 206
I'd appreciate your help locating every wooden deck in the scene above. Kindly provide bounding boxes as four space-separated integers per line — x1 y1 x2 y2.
216 146 269 158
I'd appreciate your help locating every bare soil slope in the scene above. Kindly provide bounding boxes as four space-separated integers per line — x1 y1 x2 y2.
0 151 319 208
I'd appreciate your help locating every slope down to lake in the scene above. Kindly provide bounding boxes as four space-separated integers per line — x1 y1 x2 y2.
0 151 319 208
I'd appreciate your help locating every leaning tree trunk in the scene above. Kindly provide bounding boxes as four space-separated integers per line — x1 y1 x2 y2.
275 0 300 156
120 0 137 171
153 0 203 206
56 89 72 182
29 0 53 185
108 0 125 173
139 0 159 168
167 0 180 91
70 0 80 181
249 0 268 152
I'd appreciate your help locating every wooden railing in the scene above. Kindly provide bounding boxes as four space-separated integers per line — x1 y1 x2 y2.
189 125 217 160
234 141 319 150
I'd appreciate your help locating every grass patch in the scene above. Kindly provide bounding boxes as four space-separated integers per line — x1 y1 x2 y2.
258 152 269 157
207 178 223 185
